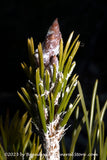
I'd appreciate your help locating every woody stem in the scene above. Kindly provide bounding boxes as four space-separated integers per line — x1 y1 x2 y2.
45 133 60 160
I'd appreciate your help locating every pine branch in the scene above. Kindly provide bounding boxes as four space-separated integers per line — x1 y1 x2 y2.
18 18 80 160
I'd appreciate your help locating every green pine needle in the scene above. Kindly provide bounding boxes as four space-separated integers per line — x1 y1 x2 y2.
45 69 50 91
52 63 56 83
59 38 63 71
68 112 87 160
102 138 107 160
60 95 80 127
40 84 46 108
17 91 30 110
48 94 52 122
96 95 102 160
38 43 44 80
35 68 40 94
37 95 47 133
28 37 35 66
63 56 73 78
53 78 62 100
77 81 92 160
63 83 77 111
69 41 80 60
51 93 54 121
65 34 80 61
61 32 74 71
90 79 98 135
21 87 31 103
57 90 68 114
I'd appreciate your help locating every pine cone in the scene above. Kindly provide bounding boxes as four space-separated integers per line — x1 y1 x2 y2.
35 18 62 74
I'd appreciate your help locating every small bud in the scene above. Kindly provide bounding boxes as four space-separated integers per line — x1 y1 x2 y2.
35 18 62 70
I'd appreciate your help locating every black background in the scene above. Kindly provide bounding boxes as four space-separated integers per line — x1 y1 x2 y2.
0 0 107 156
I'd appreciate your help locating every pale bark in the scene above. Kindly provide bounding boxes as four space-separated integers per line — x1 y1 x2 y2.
44 115 65 160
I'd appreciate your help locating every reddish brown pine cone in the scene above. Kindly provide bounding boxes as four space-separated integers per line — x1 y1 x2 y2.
35 18 62 70
43 18 62 58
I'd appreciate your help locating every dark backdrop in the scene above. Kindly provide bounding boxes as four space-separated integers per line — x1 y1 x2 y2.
0 0 107 156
